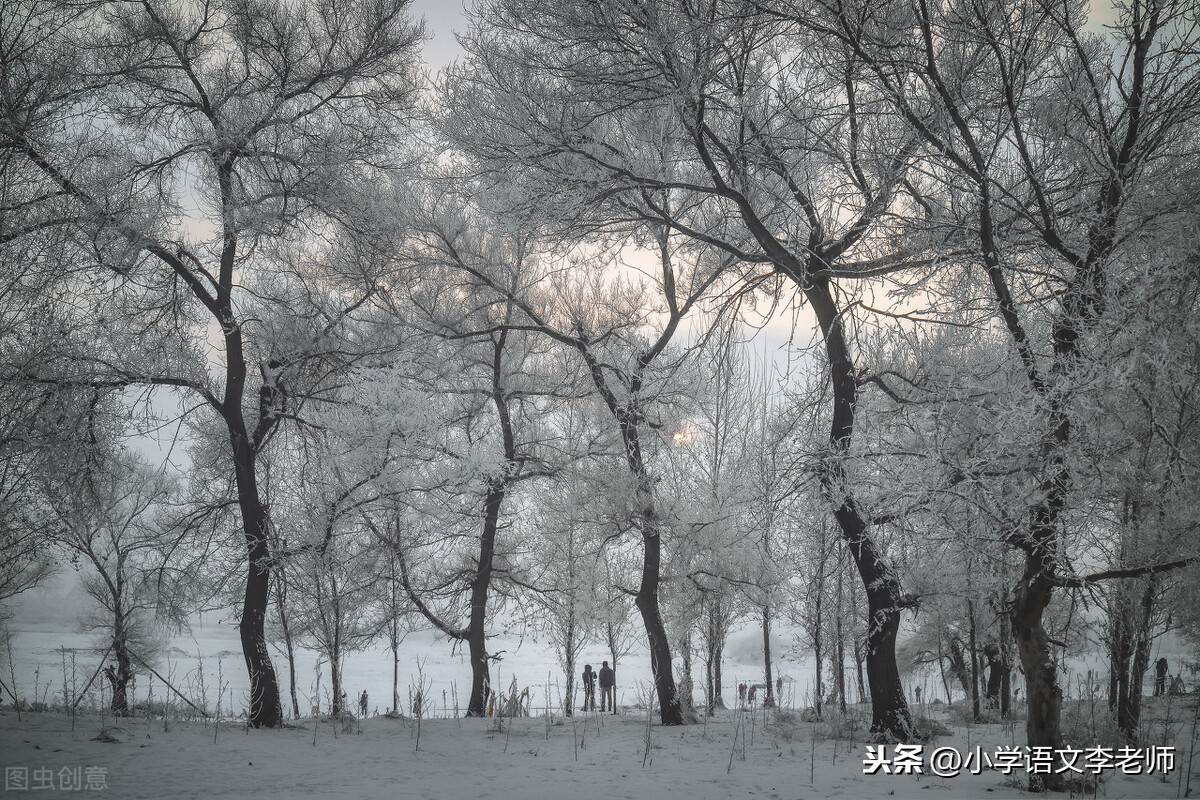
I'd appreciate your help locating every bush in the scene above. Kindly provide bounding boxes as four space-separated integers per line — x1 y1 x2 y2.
911 714 952 740
1059 699 1126 749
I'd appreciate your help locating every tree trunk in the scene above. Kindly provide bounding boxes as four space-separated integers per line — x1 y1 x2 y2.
984 643 1004 710
1011 548 1063 792
835 567 847 713
564 606 577 717
945 634 972 699
679 629 695 714
392 636 400 715
808 277 914 742
762 607 774 708
635 520 683 725
275 577 300 719
232 436 283 728
330 653 343 716
1117 576 1157 740
813 578 824 719
111 610 132 717
389 558 401 715
608 643 619 705
464 481 502 717
968 600 981 722
705 599 727 713
999 614 1012 719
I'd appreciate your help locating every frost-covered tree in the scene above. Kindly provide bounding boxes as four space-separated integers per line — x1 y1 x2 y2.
806 0 1200 774
444 0 925 739
48 455 186 715
0 0 425 726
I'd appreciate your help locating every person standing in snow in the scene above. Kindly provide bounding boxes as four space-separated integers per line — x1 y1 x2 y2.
359 690 368 717
1155 657 1169 696
598 661 615 713
582 665 596 712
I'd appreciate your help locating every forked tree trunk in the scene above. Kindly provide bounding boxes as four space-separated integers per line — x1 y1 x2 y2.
1117 576 1156 739
705 600 727 712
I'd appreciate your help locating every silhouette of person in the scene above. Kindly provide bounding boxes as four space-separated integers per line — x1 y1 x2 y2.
582 664 596 712
1155 657 1169 696
598 661 615 713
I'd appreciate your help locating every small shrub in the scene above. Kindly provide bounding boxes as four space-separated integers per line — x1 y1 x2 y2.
911 714 952 740
814 708 869 741
1059 699 1126 749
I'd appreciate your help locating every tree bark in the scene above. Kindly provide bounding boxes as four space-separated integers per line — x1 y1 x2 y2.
945 633 972 699
233 442 283 728
704 599 727 713
679 629 695 714
464 481 502 717
835 567 847 713
1011 543 1063 791
763 607 774 708
274 575 300 719
635 518 683 724
809 277 914 741
564 606 577 717
111 610 132 717
983 642 1004 710
968 600 981 721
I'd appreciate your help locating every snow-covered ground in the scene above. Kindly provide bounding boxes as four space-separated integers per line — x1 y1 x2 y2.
2 702 1195 799
3 621 818 719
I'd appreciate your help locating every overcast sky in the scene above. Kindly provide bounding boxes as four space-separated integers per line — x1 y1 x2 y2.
410 0 472 71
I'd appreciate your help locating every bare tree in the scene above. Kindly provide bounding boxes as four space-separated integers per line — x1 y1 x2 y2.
0 0 424 726
444 0 924 739
805 0 1200 772
49 455 185 715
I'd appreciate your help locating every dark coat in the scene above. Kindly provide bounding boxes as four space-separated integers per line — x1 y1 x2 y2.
599 665 614 688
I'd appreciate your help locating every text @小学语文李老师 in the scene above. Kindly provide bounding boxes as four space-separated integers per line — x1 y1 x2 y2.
863 744 1175 778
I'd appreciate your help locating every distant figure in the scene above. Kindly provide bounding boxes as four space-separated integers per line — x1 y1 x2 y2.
359 690 368 717
738 683 746 705
598 661 615 713
914 686 922 704
748 684 758 705
582 664 596 712
1155 657 1169 696
776 676 783 699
